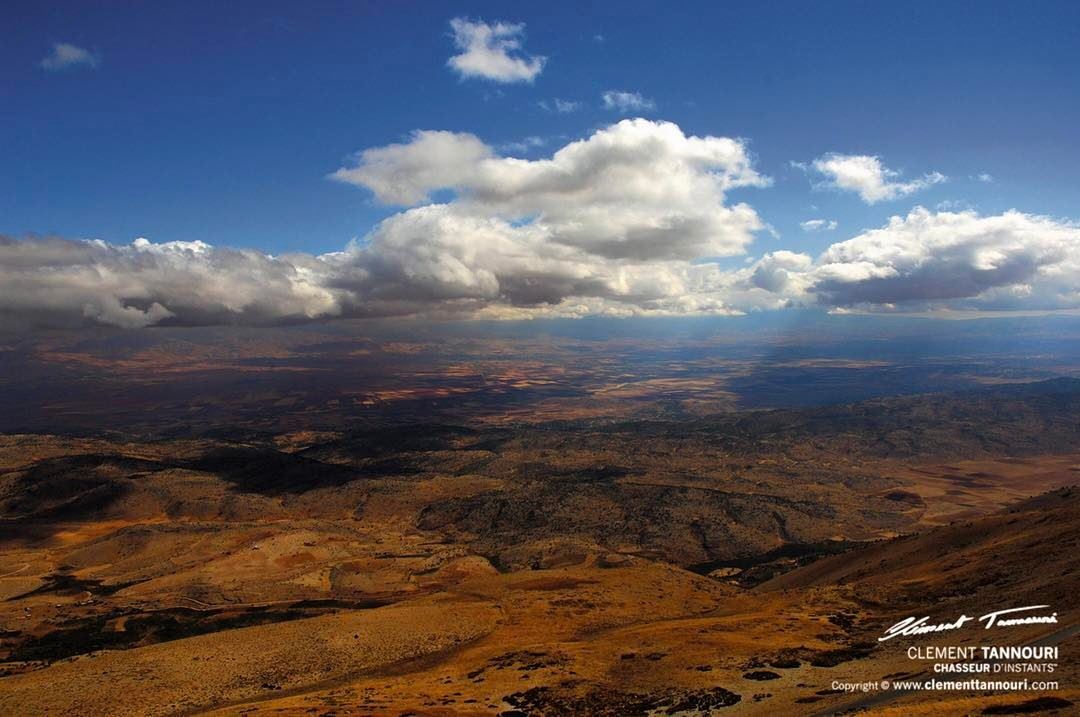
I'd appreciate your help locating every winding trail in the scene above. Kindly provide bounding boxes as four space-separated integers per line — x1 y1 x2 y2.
0 563 30 578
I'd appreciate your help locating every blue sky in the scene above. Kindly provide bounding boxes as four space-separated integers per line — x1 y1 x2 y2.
5 1 1078 255
3 2 1080 330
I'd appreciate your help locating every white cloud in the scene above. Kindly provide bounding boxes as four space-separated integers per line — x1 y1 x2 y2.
5 205 1079 330
800 219 838 232
554 98 581 113
745 251 814 297
936 199 972 211
40 42 99 71
722 208 1080 314
329 130 494 205
8 128 1079 330
539 98 580 113
975 173 994 183
447 18 545 83
601 90 655 113
804 153 945 203
0 236 340 330
808 207 1080 310
332 119 770 261
2 120 778 329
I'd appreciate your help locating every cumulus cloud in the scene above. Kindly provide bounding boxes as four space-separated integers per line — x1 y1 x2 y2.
601 90 655 113
447 18 545 83
3 120 778 330
6 205 1079 330
329 130 494 205
803 153 945 203
40 42 99 71
331 119 770 262
702 208 1080 314
800 219 838 232
7 124 1079 331
808 208 1080 310
744 251 814 296
0 236 340 330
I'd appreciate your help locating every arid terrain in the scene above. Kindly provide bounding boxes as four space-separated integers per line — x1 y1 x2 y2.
9 0 1080 712
4 315 1080 436
0 364 1077 715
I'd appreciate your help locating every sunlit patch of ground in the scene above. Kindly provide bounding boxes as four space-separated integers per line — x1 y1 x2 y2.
885 454 1080 525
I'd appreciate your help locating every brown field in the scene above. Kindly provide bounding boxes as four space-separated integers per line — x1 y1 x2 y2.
1 380 1078 716
887 454 1080 526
